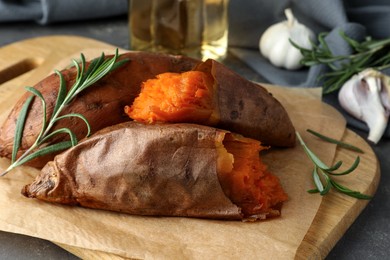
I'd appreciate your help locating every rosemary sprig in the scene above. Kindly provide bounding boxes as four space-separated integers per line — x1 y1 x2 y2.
296 131 372 200
1 49 127 176
290 31 390 94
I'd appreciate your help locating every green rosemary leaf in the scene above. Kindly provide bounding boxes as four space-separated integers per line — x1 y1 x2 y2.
25 86 47 141
326 160 343 172
348 193 373 200
86 62 113 86
72 59 82 82
318 70 347 77
79 53 86 77
296 131 332 170
339 31 361 51
88 53 103 72
352 51 376 69
289 39 307 52
11 95 34 163
70 54 86 88
307 188 320 193
317 56 344 64
110 58 128 72
318 32 331 53
372 53 390 66
306 129 364 153
79 54 117 92
52 70 67 119
329 156 360 176
39 128 78 147
63 60 82 102
25 86 45 101
323 70 356 94
364 37 390 50
84 53 105 81
312 167 324 193
330 179 372 199
13 141 73 168
319 170 332 196
54 113 91 137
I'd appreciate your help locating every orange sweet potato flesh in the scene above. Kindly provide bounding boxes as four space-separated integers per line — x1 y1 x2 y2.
22 122 287 221
219 134 287 217
126 59 296 148
125 71 215 124
0 52 198 168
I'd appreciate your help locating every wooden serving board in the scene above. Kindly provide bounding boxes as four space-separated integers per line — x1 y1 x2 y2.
0 36 380 259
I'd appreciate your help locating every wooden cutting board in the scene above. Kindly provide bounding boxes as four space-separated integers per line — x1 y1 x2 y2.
0 36 380 259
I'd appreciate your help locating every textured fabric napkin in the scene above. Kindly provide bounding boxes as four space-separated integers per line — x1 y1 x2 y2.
0 0 127 24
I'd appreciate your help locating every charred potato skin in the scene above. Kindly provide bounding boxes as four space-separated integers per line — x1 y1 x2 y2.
0 52 199 168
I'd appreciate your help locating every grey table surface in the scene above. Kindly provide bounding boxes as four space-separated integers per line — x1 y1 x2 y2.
0 15 389 260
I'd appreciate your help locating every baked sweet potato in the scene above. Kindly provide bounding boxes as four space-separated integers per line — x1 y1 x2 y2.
0 52 198 168
22 122 287 221
125 59 296 147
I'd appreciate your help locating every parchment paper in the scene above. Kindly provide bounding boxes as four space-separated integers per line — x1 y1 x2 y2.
0 84 346 259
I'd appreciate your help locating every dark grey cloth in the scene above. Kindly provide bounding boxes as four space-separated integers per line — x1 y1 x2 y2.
0 0 127 24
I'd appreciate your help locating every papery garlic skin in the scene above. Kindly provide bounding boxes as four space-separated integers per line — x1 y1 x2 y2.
338 69 390 144
259 8 314 70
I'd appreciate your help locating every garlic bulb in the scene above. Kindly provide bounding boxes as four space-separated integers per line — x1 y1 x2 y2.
338 68 390 143
259 8 314 70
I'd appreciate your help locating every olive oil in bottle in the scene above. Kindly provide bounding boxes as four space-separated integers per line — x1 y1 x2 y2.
129 0 229 61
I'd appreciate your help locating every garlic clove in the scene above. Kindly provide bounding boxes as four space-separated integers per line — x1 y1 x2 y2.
259 23 287 59
259 8 314 70
285 45 305 70
268 32 291 67
338 68 390 144
338 73 363 119
357 75 388 143
366 110 388 144
379 73 390 114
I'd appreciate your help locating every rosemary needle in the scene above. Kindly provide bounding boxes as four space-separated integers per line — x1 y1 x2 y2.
306 129 364 153
1 49 127 176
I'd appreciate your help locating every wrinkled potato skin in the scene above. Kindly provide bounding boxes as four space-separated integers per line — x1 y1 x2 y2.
0 52 198 168
22 122 245 220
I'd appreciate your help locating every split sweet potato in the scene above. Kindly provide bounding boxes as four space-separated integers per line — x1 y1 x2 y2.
0 52 198 168
125 59 296 147
22 122 287 221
